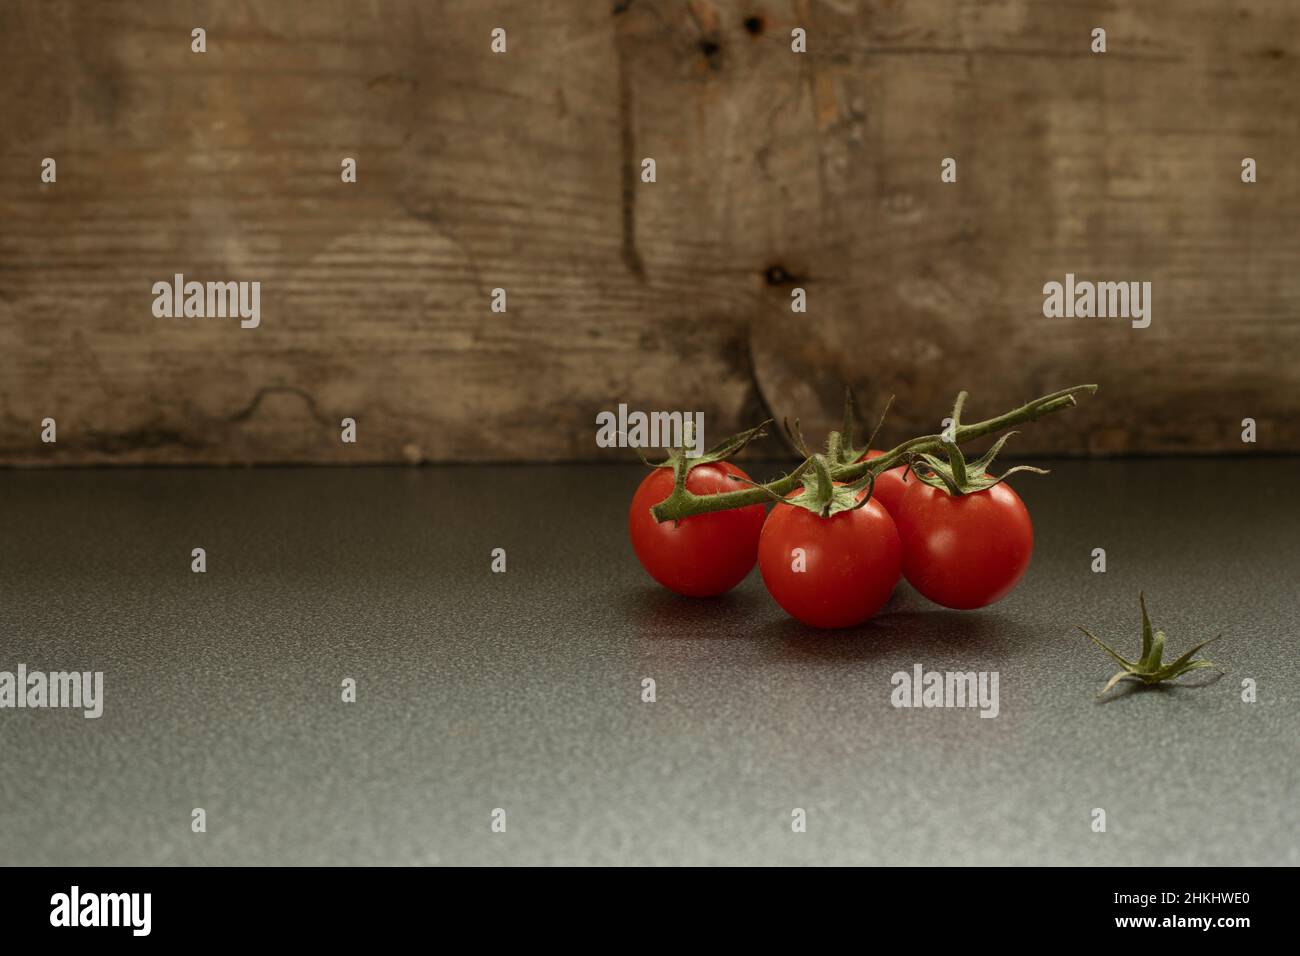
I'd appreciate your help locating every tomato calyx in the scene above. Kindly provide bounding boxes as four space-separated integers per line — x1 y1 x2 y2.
1079 593 1226 698
910 391 1050 496
742 451 877 519
827 387 893 468
733 388 887 517
635 419 769 472
792 455 877 517
636 419 770 525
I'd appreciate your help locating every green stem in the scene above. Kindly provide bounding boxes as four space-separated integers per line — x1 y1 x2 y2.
649 384 1097 522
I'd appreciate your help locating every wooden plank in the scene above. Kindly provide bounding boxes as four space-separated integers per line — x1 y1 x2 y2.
0 0 1296 464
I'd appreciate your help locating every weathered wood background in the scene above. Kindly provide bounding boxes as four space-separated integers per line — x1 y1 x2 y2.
2 0 1298 464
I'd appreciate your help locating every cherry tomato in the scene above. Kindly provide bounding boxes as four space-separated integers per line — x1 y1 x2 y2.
858 449 910 516
758 497 902 628
894 479 1033 610
628 462 766 596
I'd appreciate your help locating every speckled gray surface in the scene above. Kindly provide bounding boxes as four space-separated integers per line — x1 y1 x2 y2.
0 459 1296 866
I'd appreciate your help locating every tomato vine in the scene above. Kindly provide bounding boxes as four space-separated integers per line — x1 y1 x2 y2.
647 384 1098 523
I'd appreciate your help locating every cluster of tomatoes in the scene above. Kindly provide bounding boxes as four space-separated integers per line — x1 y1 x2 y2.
628 450 1035 628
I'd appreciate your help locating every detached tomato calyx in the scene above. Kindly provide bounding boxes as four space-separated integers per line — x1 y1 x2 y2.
911 391 1049 497
1079 592 1226 698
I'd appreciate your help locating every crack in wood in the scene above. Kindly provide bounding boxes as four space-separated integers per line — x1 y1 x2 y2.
226 386 333 429
615 26 646 280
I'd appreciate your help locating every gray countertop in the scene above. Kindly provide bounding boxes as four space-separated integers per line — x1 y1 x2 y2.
0 459 1296 866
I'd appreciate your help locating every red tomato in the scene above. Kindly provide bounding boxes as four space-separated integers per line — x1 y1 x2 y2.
894 479 1033 610
758 498 902 628
859 449 910 516
628 462 766 596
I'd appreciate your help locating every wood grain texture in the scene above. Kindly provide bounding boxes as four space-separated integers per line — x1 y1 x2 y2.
0 0 1297 465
